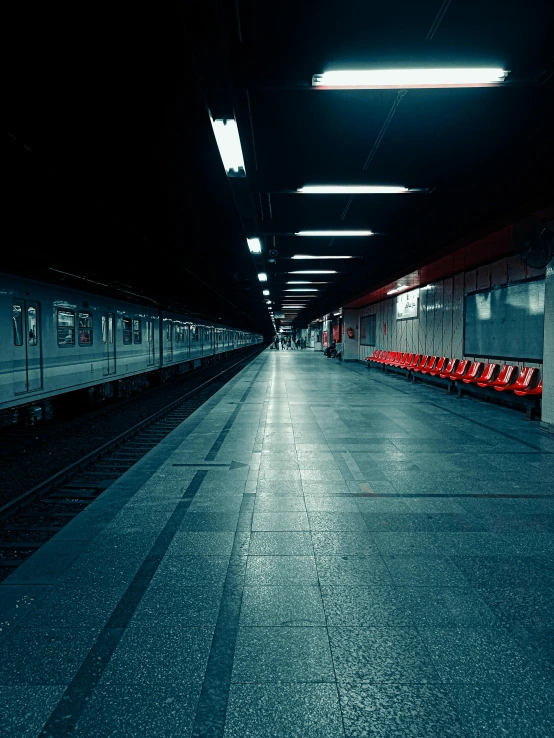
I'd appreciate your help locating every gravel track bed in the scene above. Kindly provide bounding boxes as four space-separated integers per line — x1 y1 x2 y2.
0 349 262 506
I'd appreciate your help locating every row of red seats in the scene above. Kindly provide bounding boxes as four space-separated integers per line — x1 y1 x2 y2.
365 350 542 397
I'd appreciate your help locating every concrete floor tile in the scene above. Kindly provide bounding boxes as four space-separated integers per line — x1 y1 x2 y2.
246 556 318 585
419 627 552 684
447 682 554 738
224 684 344 737
328 627 440 683
384 556 469 587
0 627 98 685
248 532 314 556
0 686 66 737
101 626 214 686
311 532 380 556
308 513 368 532
166 532 236 557
240 585 325 626
338 683 465 737
316 556 392 586
252 512 310 531
254 496 307 512
321 586 411 627
232 627 335 683
73 684 202 738
131 583 224 625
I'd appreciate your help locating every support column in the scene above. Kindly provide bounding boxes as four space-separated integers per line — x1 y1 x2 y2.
541 263 554 432
342 309 359 361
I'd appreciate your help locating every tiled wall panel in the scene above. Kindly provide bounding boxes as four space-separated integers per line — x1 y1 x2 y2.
541 265 554 427
356 254 546 372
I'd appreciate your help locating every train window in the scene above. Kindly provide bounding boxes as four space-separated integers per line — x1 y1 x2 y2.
133 319 142 344
122 318 132 345
78 313 93 345
166 322 172 342
57 310 75 346
13 304 23 346
28 307 38 346
193 326 198 341
146 320 153 343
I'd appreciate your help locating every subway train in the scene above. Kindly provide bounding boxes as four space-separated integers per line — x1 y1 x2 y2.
0 273 263 426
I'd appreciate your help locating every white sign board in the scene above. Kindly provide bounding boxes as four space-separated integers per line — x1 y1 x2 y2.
396 289 419 320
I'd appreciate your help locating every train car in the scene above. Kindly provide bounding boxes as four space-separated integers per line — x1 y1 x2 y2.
0 273 262 426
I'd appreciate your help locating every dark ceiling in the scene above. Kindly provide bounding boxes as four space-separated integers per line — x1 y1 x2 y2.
5 1 554 335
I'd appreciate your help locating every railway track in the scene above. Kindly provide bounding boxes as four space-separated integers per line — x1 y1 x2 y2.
0 347 263 582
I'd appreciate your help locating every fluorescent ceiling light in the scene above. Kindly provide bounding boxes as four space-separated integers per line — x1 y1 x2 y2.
265 300 272 304
312 68 508 89
297 185 408 194
210 118 246 175
290 270 337 274
296 230 373 236
286 280 319 284
258 272 268 282
387 286 410 295
247 238 262 254
285 288 318 292
292 254 354 259
262 289 270 295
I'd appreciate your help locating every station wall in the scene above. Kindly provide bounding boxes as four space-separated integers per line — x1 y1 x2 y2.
357 254 546 370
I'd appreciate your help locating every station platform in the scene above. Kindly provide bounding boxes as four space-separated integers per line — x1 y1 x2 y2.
1 348 553 737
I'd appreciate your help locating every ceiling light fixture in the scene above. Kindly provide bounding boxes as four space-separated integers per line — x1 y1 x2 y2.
292 255 354 259
258 272 268 282
247 237 262 254
210 118 246 175
290 270 337 274
312 68 509 89
295 230 373 236
285 288 319 292
262 289 270 296
297 185 408 194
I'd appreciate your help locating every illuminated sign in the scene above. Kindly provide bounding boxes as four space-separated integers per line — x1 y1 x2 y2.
396 289 419 320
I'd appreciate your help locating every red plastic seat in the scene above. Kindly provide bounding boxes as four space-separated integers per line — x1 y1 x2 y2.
407 354 422 369
371 350 387 363
445 359 470 380
459 361 483 383
384 352 401 365
463 363 497 384
375 351 394 364
514 379 542 397
420 356 439 375
411 355 430 373
478 364 517 388
495 367 538 393
391 352 410 367
365 349 381 362
431 357 454 377
389 352 407 366
400 353 415 367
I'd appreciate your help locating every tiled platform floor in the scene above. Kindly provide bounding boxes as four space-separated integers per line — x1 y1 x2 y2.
1 349 553 737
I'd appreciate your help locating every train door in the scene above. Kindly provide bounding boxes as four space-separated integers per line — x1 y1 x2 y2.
146 319 156 365
166 319 173 362
102 312 116 375
12 300 43 393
